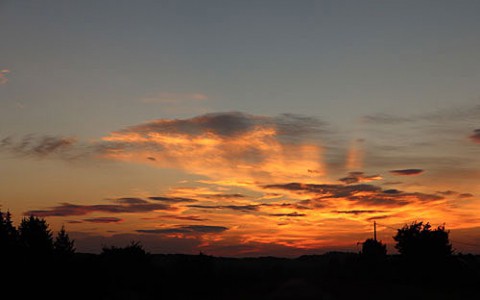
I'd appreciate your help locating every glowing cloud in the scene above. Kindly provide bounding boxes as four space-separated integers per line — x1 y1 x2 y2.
99 112 326 186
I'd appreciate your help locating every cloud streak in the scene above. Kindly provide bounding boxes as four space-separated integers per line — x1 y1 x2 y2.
187 204 260 212
268 212 306 217
148 196 197 203
25 201 174 217
389 169 424 176
1 135 76 158
141 215 210 222
339 172 382 184
264 182 443 207
83 217 123 223
332 210 385 215
137 225 228 235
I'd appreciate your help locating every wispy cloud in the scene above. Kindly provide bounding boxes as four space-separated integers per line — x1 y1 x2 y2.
25 201 174 217
148 196 197 203
389 169 424 176
264 182 443 207
83 217 123 223
137 225 228 235
339 172 382 184
187 204 261 212
142 214 210 222
268 212 306 217
0 135 76 158
114 197 149 204
66 220 83 224
202 193 246 199
332 210 385 215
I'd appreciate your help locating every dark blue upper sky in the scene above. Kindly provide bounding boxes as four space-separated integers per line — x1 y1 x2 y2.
2 0 479 136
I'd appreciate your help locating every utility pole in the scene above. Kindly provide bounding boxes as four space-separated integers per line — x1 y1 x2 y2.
373 221 377 241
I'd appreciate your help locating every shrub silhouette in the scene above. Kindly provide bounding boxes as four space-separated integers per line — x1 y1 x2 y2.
393 221 452 259
101 241 150 265
361 238 387 258
54 225 75 257
19 215 54 257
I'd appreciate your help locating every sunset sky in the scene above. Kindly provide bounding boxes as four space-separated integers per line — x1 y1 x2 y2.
1 0 480 256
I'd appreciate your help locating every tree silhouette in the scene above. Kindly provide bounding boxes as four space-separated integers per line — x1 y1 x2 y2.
19 215 54 257
361 238 387 258
102 241 148 257
0 210 19 256
101 241 150 265
54 226 75 257
393 221 452 259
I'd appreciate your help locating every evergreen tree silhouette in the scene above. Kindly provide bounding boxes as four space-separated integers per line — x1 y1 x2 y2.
19 215 54 258
0 210 19 256
54 225 75 257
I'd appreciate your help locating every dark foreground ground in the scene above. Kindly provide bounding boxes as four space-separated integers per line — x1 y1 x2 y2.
5 252 480 299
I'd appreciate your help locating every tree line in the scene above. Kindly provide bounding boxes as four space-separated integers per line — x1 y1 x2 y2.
361 221 453 259
1 209 455 260
0 210 75 259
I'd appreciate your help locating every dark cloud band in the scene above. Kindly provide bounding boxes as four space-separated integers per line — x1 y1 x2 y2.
389 169 424 176
137 225 228 234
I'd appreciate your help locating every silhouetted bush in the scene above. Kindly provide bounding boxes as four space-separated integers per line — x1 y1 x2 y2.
394 221 452 259
361 238 387 258
101 241 150 265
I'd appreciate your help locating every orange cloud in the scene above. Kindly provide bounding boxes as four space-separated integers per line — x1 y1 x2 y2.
99 112 326 187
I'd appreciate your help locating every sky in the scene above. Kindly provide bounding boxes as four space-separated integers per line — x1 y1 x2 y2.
1 0 480 256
